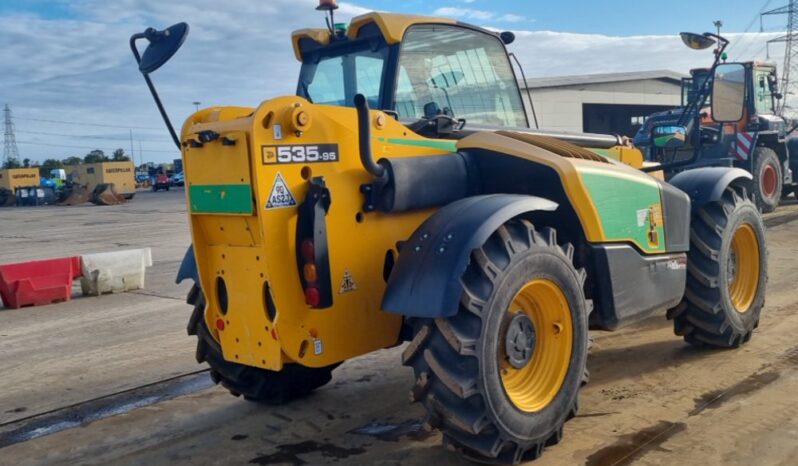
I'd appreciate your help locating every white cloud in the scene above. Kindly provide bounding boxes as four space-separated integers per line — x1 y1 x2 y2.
433 6 527 23
507 30 783 79
434 7 495 21
0 2 787 163
497 14 525 23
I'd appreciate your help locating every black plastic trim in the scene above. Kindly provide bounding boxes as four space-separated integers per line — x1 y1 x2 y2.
667 167 752 212
588 244 686 331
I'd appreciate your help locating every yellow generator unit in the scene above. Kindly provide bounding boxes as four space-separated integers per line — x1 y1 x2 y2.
0 168 40 191
70 161 136 199
132 4 767 463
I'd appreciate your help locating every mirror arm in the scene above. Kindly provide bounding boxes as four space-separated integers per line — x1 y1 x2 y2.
646 33 734 173
130 35 182 150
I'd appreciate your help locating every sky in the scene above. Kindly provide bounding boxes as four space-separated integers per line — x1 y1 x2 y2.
0 0 789 164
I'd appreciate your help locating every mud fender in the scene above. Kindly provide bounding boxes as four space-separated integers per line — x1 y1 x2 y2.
668 167 753 212
175 245 198 284
382 194 558 318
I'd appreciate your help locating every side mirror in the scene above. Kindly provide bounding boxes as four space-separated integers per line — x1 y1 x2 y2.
680 32 716 50
712 63 746 122
129 22 190 150
132 22 189 74
652 125 687 149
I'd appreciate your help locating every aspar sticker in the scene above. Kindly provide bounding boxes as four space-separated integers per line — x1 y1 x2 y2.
273 124 283 140
339 269 357 294
313 339 323 355
265 172 296 209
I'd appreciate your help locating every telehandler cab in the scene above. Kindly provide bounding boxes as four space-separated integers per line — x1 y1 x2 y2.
132 3 767 463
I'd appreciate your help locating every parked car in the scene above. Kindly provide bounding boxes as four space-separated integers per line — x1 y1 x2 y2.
152 174 170 191
170 171 184 186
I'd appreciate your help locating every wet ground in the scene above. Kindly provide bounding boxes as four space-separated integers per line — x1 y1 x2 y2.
1 189 797 465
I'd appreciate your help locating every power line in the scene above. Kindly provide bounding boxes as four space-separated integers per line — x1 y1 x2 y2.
16 140 179 154
762 1 797 114
728 0 774 56
14 116 163 130
16 129 172 143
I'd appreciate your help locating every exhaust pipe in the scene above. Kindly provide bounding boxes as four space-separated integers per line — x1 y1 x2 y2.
354 94 386 179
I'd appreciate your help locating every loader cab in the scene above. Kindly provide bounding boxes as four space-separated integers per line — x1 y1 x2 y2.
681 68 711 107
293 12 529 132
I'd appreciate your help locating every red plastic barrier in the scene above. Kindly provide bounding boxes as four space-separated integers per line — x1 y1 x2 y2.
0 257 82 309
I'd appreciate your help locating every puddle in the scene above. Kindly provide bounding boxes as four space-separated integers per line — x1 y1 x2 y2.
0 371 213 448
690 370 780 416
248 441 366 465
349 419 433 442
585 420 686 466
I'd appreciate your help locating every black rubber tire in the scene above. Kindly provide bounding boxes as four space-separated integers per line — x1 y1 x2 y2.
752 146 781 213
186 284 337 404
667 185 767 348
402 220 589 464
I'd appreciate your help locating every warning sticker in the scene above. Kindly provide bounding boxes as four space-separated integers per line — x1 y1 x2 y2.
339 269 357 294
636 208 649 227
265 172 296 209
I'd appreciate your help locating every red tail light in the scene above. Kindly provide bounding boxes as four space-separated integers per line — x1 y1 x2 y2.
305 287 321 307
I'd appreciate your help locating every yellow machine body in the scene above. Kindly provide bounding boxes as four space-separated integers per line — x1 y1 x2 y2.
181 97 671 371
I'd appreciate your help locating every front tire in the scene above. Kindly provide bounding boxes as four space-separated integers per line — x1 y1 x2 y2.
752 146 781 213
669 186 767 347
187 285 336 403
403 220 589 464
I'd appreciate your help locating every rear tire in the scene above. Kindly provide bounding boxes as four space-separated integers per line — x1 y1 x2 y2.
403 220 589 464
668 185 767 348
752 146 781 213
187 284 336 403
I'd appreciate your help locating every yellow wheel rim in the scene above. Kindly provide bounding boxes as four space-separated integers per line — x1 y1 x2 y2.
728 224 760 313
500 279 573 412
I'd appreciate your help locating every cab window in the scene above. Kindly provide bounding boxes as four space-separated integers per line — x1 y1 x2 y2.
395 25 527 127
301 43 388 108
754 69 775 114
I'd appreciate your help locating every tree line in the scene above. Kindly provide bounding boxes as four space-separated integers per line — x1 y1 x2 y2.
1 149 131 176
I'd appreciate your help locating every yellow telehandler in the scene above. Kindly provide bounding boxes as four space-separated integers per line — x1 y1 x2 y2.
131 3 767 463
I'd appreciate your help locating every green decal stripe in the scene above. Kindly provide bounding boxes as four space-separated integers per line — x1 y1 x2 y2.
377 137 458 152
580 170 665 253
589 148 612 158
189 184 253 214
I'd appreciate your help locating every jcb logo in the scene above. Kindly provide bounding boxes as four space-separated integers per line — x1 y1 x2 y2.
262 144 339 165
12 174 36 179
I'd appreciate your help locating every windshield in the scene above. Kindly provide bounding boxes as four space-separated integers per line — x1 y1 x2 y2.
298 41 389 108
395 25 527 127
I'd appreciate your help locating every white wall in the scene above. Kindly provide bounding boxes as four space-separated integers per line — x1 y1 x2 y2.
521 79 682 132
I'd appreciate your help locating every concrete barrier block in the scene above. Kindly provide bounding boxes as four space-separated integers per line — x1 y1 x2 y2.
80 248 153 296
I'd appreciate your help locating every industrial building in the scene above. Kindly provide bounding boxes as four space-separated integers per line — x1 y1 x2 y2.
520 70 684 137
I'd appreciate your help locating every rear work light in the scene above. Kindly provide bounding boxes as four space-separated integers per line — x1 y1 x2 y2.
296 177 333 308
